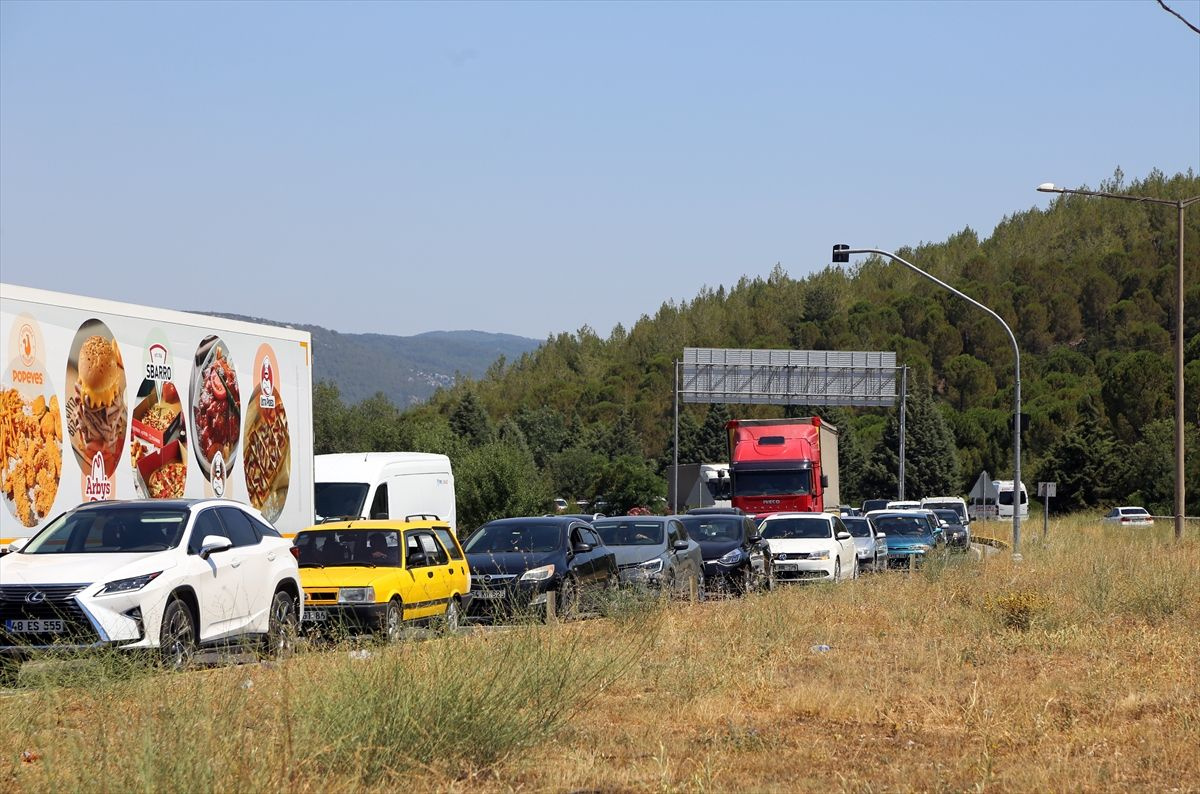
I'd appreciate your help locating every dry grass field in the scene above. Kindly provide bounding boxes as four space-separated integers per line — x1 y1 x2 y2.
2 515 1198 793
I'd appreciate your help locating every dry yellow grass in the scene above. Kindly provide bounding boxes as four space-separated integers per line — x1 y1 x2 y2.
2 515 1197 793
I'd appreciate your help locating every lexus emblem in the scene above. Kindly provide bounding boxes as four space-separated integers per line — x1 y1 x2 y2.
25 591 46 604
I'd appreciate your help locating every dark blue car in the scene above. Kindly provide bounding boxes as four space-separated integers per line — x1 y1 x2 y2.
463 517 617 620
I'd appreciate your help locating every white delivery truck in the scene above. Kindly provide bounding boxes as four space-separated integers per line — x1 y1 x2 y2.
315 452 456 533
0 284 314 545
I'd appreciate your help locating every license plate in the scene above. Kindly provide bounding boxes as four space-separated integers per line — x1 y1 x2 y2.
301 609 328 622
472 589 504 600
5 619 64 633
774 563 798 571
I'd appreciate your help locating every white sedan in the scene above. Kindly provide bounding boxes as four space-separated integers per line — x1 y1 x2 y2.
1101 506 1153 527
758 512 858 583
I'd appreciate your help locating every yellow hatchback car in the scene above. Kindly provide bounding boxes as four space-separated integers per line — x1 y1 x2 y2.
293 519 470 638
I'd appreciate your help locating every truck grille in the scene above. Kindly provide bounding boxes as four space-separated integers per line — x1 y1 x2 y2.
0 584 99 645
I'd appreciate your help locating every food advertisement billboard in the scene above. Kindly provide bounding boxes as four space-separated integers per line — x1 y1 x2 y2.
1 284 313 542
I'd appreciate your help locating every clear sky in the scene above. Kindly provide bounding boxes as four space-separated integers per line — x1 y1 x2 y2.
2 0 1198 340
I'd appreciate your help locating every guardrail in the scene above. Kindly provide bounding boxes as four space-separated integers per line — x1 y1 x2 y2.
971 535 1010 550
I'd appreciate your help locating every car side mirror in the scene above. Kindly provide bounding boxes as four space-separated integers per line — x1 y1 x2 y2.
748 533 762 543
199 534 234 560
408 552 428 568
572 542 593 554
672 540 689 552
875 531 887 539
821 475 829 488
836 531 851 541
5 538 29 554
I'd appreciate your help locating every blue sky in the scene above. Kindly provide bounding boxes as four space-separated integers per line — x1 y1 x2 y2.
2 0 1198 340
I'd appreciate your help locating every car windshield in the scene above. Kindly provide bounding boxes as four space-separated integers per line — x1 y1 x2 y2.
925 501 965 519
759 517 832 540
314 482 369 522
873 515 931 536
21 507 188 554
842 518 872 538
294 529 401 567
464 523 563 554
679 516 744 543
934 509 960 525
733 469 811 497
592 520 664 546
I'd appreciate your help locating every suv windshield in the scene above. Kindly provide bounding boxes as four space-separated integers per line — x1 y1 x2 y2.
592 520 664 546
22 507 188 554
464 523 563 554
314 482 369 522
295 529 401 567
872 515 931 536
679 516 744 543
733 469 811 497
759 517 832 540
842 518 872 538
933 509 961 525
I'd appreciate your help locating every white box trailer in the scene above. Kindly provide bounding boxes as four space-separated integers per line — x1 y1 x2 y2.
0 284 313 543
315 452 456 533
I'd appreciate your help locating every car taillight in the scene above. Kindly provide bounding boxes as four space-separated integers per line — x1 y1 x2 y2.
290 546 300 560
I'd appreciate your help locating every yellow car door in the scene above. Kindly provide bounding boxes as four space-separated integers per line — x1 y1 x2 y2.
402 530 440 619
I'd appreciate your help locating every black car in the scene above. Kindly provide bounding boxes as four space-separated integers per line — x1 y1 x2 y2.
678 511 772 594
932 508 971 550
463 517 617 620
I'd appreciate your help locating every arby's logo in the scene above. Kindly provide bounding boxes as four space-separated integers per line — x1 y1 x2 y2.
84 451 113 501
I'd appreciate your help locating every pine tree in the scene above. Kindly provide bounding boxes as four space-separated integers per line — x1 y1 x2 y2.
449 390 493 447
1037 401 1123 513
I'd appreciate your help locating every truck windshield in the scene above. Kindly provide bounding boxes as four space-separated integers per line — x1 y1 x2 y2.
733 470 811 497
315 482 369 522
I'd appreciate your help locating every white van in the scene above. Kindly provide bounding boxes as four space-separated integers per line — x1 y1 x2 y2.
993 480 1028 520
921 496 969 525
315 453 456 533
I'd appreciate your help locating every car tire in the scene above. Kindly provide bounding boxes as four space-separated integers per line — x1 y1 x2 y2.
442 596 461 633
160 597 196 670
695 572 707 602
763 564 775 592
556 576 580 621
833 559 841 583
383 598 404 642
851 557 859 580
265 589 298 660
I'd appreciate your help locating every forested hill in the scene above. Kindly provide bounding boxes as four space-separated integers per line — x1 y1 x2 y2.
204 314 540 406
320 169 1199 527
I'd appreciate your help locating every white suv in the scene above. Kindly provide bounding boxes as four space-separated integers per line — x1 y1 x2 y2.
0 499 301 676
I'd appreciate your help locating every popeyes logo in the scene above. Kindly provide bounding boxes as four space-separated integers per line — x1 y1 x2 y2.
259 358 276 409
84 451 113 501
18 323 36 367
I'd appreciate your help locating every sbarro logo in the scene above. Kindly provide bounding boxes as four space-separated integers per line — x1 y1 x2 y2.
145 343 172 381
85 450 113 501
211 451 226 497
259 358 276 409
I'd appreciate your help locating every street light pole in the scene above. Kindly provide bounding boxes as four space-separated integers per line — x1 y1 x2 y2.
1037 184 1200 543
832 245 1024 560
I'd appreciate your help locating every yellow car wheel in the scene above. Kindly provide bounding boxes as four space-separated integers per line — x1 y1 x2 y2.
384 598 403 642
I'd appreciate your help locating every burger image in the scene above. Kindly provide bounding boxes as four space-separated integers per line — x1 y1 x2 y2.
69 334 128 476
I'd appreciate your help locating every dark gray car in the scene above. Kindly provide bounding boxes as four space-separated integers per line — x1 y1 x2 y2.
591 516 705 597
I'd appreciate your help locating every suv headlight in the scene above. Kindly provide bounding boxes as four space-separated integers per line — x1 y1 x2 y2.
98 571 162 595
717 549 744 566
338 587 376 604
520 564 556 582
638 558 664 574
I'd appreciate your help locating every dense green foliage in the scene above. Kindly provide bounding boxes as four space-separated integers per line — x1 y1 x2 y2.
318 169 1200 524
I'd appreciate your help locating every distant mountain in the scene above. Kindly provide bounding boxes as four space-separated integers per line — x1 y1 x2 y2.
202 314 541 406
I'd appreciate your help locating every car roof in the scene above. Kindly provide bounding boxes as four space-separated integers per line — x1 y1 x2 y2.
298 518 452 533
685 507 746 515
866 509 929 517
1118 506 1149 511
759 512 833 520
481 516 576 526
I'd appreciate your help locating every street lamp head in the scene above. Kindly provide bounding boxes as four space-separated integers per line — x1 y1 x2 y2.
1036 183 1058 193
832 244 851 264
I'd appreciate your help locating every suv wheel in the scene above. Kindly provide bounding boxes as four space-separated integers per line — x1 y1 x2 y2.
265 590 298 660
160 597 196 670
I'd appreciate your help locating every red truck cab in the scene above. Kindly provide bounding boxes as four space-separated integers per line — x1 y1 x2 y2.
725 417 839 519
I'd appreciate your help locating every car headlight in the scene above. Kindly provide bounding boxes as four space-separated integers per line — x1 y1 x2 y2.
717 549 744 565
98 571 162 595
809 550 830 560
638 558 664 574
520 564 556 582
338 586 376 604
914 544 932 553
